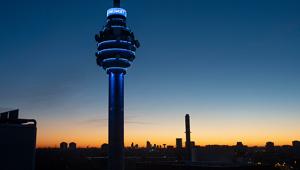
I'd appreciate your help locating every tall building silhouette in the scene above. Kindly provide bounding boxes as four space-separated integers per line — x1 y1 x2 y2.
95 0 140 169
293 140 300 148
190 141 195 148
293 140 300 156
146 141 152 149
0 109 37 170
60 142 68 151
185 114 192 161
265 141 275 152
69 142 77 151
176 138 183 149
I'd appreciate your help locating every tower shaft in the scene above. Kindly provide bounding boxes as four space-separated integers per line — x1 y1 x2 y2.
95 3 139 170
185 114 191 161
108 71 125 170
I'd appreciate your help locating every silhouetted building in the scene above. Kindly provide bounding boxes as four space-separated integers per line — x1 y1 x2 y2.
293 140 300 155
176 138 182 149
185 114 192 161
0 109 37 170
191 141 195 148
266 141 275 152
101 143 109 153
60 142 68 151
167 145 174 149
69 142 77 151
146 141 151 149
293 140 300 148
235 142 247 157
236 142 243 147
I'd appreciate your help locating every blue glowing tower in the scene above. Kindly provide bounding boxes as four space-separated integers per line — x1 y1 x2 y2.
95 0 140 170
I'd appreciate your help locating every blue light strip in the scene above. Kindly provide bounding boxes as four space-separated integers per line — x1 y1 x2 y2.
107 67 127 72
97 48 136 55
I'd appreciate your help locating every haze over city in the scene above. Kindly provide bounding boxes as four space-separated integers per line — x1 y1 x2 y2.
1 0 300 148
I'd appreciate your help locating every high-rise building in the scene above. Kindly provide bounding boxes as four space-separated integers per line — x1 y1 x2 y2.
190 141 195 148
235 142 247 156
293 140 300 148
265 141 275 152
60 142 68 151
176 138 183 149
69 142 77 151
292 140 300 156
236 142 243 147
0 109 37 170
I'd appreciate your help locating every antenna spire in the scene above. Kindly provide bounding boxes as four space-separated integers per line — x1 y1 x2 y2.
113 0 120 7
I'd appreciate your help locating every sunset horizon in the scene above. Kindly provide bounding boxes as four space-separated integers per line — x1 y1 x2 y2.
1 1 300 170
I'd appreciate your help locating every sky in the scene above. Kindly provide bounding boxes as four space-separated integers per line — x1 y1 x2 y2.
0 0 300 148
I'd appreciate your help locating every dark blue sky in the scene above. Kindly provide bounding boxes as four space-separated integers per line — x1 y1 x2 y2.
1 0 300 146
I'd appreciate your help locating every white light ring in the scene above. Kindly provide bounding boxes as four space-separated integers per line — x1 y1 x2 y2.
107 8 127 17
102 58 132 64
97 40 132 47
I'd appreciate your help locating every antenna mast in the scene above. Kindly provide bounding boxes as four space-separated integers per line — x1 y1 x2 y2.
113 0 120 7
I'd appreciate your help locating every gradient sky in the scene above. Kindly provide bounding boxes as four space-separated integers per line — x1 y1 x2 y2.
0 0 300 148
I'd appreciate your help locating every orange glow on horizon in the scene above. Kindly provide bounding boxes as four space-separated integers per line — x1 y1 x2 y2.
36 125 299 148
36 110 300 148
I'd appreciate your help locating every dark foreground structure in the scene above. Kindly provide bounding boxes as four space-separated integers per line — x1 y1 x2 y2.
0 109 37 170
94 0 140 170
35 144 300 170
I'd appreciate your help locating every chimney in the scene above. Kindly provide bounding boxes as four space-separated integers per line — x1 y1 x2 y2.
185 114 191 161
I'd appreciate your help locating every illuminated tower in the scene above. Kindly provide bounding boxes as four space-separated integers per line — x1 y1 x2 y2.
185 114 192 161
95 0 140 170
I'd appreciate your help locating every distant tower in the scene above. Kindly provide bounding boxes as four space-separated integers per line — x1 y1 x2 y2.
185 114 192 161
94 0 140 170
131 142 134 148
176 138 183 149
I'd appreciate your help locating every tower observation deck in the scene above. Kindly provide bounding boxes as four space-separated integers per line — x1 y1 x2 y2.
95 0 140 170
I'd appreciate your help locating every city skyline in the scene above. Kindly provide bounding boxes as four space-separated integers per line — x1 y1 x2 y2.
39 139 300 149
1 0 300 148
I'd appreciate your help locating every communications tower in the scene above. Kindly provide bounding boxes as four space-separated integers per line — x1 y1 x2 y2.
95 0 140 170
